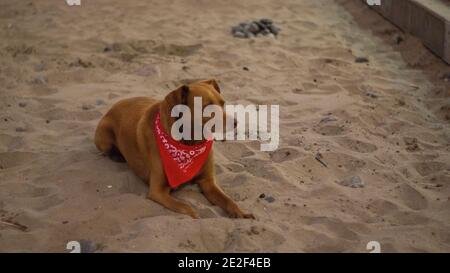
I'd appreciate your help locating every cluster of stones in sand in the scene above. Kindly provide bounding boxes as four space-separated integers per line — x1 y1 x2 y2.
231 19 280 39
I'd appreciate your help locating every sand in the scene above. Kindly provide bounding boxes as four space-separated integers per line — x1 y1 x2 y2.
0 0 449 253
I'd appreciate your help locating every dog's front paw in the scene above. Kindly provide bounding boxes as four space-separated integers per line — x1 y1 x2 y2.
228 206 255 219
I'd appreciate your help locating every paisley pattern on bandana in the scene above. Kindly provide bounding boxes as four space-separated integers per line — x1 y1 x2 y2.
154 112 213 188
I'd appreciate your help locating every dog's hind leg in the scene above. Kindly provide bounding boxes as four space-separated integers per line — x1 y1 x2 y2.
94 118 115 155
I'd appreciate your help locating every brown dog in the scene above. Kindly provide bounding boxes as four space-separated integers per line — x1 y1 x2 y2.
94 79 254 219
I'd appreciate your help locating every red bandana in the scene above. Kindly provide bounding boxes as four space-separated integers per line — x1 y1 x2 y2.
154 112 213 188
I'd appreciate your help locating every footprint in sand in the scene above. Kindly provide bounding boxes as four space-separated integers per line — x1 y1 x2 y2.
292 227 352 253
0 151 40 170
224 226 286 252
1 183 52 198
269 147 301 163
414 161 448 177
335 137 378 153
300 216 360 241
224 163 245 173
393 184 428 211
221 173 250 187
367 199 400 216
0 134 25 152
239 158 286 182
106 40 202 59
1 181 63 212
39 107 102 122
316 125 346 136
215 142 255 162
322 152 366 171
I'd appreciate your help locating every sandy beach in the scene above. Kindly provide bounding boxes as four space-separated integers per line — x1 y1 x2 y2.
0 0 449 252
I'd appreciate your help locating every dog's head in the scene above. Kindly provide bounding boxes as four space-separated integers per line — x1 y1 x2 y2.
161 79 235 142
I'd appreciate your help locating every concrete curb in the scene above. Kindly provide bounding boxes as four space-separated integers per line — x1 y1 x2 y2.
364 0 450 64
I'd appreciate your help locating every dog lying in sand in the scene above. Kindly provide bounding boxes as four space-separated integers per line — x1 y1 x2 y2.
95 79 254 219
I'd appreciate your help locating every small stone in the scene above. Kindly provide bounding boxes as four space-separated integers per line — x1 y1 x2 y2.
338 176 365 188
260 29 271 36
268 25 280 35
74 58 93 68
366 92 378 99
260 18 273 25
107 185 112 189
18 102 27 107
264 196 275 203
243 66 249 71
248 22 260 34
62 221 69 224
395 36 404 45
319 116 337 124
259 193 266 199
95 99 105 106
250 226 260 235
355 57 369 63
233 31 246 39
33 75 47 85
404 137 419 152
82 103 93 110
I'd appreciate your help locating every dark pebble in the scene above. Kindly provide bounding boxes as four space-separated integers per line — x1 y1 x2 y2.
395 36 404 44
264 196 275 203
260 18 273 25
259 193 266 199
355 57 369 63
233 31 247 39
268 25 280 35
366 92 378 99
82 103 93 110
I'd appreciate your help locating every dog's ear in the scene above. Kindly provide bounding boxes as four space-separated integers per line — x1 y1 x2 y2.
204 79 221 94
165 85 190 110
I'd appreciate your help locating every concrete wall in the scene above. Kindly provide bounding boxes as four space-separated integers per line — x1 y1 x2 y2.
365 0 450 64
